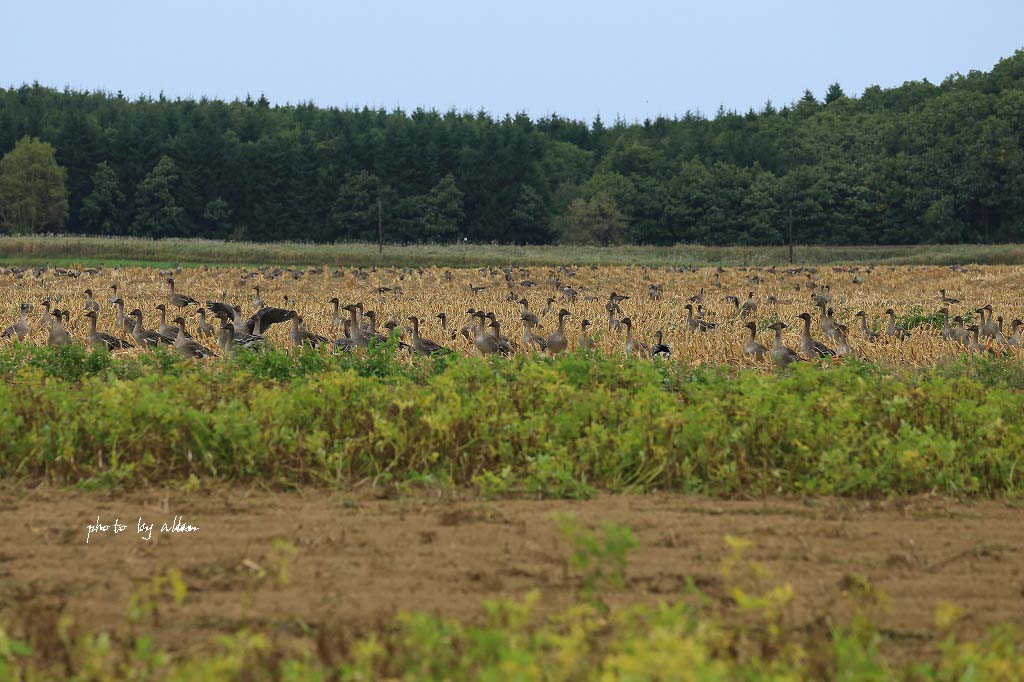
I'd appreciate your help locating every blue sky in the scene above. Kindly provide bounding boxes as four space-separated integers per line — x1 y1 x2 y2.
3 0 1022 122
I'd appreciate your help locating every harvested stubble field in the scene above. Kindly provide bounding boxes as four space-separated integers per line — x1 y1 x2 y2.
1 260 1024 679
2 260 1023 366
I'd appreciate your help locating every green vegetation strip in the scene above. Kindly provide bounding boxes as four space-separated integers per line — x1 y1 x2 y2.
4 235 1024 268
1 345 1022 496
1 527 1021 679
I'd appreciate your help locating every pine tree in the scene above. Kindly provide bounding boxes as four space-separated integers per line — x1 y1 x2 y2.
131 155 184 237
81 161 125 234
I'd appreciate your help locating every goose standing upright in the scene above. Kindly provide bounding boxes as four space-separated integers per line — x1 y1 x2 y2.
1 303 31 341
742 321 766 362
547 309 570 354
798 312 836 358
769 322 803 368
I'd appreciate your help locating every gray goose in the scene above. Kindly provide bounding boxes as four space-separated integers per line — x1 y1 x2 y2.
546 309 570 354
520 313 547 352
742 321 766 362
1006 319 1022 348
408 316 449 356
84 311 133 351
167 278 199 309
854 311 879 342
112 298 131 333
172 317 217 358
798 313 836 358
884 309 911 341
47 309 72 347
621 317 647 357
578 320 596 350
328 297 344 328
155 304 187 338
684 304 715 333
739 292 757 319
2 303 31 341
769 322 803 368
650 330 670 358
194 308 215 338
939 289 960 304
83 289 101 312
289 313 329 349
129 309 175 349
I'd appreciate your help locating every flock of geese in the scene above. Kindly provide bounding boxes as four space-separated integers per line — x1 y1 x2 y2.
1 271 1022 367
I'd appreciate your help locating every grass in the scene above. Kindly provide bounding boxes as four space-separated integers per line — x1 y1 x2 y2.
2 345 1023 498
4 234 1024 268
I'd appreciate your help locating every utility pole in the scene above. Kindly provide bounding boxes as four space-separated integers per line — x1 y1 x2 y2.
378 198 383 254
787 209 794 264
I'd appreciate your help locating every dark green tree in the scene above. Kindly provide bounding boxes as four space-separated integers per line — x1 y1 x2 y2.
131 155 184 237
421 174 464 241
0 136 69 234
80 161 125 234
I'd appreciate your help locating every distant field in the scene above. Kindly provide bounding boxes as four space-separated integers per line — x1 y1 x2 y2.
2 234 1024 267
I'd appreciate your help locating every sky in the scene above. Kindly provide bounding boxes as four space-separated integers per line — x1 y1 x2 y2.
3 0 1023 123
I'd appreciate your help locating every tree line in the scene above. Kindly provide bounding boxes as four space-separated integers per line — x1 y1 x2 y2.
1 50 1023 245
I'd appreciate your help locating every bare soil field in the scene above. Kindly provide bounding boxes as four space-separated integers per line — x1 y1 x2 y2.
3 487 1021 660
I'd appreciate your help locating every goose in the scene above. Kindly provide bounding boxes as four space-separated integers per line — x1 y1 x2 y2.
650 330 670 358
547 309 570 354
798 312 836 358
966 325 995 355
951 316 971 347
742 321 767 362
172 317 217 358
253 286 264 310
520 313 547 352
47 309 72 346
167 278 199 309
1006 319 1022 348
1 303 31 341
40 299 54 328
342 305 372 347
939 289 960 304
84 311 133 351
938 308 954 339
194 308 215 338
541 297 556 318
834 324 856 358
83 289 100 312
206 301 247 330
408 316 449 355
328 297 344 328
606 300 623 332
817 303 837 340
739 292 757 318
470 314 499 356
993 316 1008 346
812 286 832 306
482 313 512 354
578 320 597 350
289 313 329 349
108 283 119 305
712 273 721 288
684 304 715 332
217 322 237 356
686 288 705 304
331 319 358 354
246 307 293 335
980 305 998 338
621 317 647 357
854 311 879 342
155 304 187 338
769 322 803 368
112 298 131 333
884 309 911 341
129 309 175 348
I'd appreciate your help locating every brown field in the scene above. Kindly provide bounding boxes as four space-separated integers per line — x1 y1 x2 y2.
2 262 1023 364
3 486 1021 661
